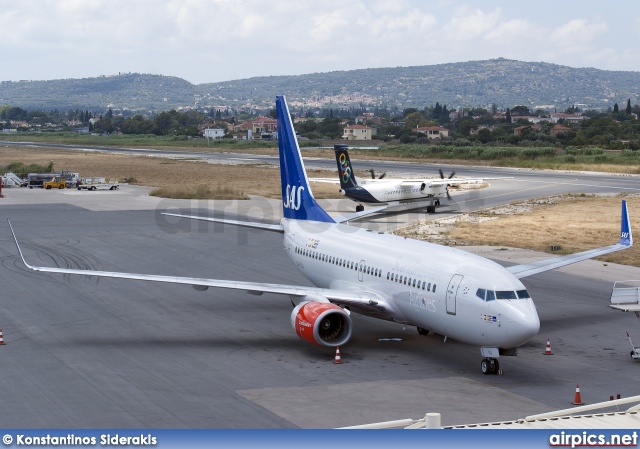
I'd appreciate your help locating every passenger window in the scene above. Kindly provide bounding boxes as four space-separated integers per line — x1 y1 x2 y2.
427 283 431 291
486 290 495 301
387 272 390 280
433 284 436 293
422 281 425 290
395 274 398 282
412 279 416 287
476 288 486 300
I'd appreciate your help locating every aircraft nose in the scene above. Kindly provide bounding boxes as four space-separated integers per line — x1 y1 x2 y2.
504 300 540 345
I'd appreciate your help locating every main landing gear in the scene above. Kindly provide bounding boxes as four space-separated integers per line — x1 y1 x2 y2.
356 205 364 212
425 198 440 214
481 357 500 375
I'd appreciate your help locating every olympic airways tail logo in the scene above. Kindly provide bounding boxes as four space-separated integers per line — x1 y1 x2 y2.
284 184 305 210
338 152 352 183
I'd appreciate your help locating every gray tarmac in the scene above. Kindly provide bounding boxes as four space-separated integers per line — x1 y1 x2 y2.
1 180 640 429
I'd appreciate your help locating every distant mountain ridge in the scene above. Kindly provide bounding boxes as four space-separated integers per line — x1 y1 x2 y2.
1 59 639 112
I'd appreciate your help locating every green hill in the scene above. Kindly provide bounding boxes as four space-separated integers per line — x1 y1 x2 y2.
1 59 639 112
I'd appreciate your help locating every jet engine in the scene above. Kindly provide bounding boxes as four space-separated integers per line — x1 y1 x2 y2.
290 301 352 346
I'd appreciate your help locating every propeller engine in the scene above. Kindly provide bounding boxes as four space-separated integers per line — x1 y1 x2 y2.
369 169 387 180
438 169 455 200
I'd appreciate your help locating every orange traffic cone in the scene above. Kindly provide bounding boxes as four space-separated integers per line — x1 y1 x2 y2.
571 384 584 405
333 346 342 364
543 338 554 355
0 329 5 345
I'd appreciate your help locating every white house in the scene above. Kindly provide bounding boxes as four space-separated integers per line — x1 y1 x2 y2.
203 128 225 139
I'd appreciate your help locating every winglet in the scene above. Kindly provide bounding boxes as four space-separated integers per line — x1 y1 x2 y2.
7 219 34 269
620 200 633 246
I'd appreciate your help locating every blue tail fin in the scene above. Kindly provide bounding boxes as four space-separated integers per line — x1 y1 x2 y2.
276 96 334 223
620 200 633 246
334 145 359 190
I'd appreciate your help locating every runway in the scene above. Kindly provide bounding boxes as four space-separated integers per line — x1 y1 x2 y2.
3 139 640 224
1 186 639 428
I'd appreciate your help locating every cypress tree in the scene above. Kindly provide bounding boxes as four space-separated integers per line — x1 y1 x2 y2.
627 99 632 115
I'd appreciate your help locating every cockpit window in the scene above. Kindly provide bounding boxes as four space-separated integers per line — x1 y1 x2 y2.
476 288 486 300
486 290 495 301
516 289 531 299
496 290 517 300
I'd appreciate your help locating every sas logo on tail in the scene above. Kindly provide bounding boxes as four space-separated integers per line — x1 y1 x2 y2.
284 184 304 210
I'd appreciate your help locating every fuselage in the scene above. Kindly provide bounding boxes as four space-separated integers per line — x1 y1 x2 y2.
282 218 540 349
341 178 447 204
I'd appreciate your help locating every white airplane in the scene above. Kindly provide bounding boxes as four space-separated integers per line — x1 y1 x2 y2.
313 146 511 213
8 95 634 375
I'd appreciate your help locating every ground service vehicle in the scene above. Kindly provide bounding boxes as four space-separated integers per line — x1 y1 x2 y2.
1 173 27 187
43 177 67 189
27 173 56 189
77 178 120 191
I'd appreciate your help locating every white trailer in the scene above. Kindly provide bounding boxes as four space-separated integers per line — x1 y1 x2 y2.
77 178 120 191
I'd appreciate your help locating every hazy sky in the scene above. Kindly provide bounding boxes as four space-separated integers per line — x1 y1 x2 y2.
1 1 638 84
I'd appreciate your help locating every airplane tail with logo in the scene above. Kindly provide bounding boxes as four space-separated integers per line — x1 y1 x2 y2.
334 145 359 190
276 95 334 223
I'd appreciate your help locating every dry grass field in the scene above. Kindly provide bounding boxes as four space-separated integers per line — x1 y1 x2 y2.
446 195 640 266
4 145 640 266
0 145 341 199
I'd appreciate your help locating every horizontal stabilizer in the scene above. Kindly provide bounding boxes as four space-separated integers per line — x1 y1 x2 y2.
162 213 284 233
333 205 389 223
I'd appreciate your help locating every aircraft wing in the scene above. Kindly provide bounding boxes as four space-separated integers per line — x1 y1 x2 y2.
400 177 512 188
7 220 388 313
506 200 633 279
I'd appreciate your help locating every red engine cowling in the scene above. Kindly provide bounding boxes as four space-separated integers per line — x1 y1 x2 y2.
290 301 352 346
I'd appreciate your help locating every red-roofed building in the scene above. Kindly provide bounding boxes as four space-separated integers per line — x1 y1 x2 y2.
252 116 278 133
550 124 572 136
233 121 253 132
343 124 375 141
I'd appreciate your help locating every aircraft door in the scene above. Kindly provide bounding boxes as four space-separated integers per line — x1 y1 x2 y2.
446 274 464 315
358 260 365 282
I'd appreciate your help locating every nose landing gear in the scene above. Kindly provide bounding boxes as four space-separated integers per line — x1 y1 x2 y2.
481 357 500 375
